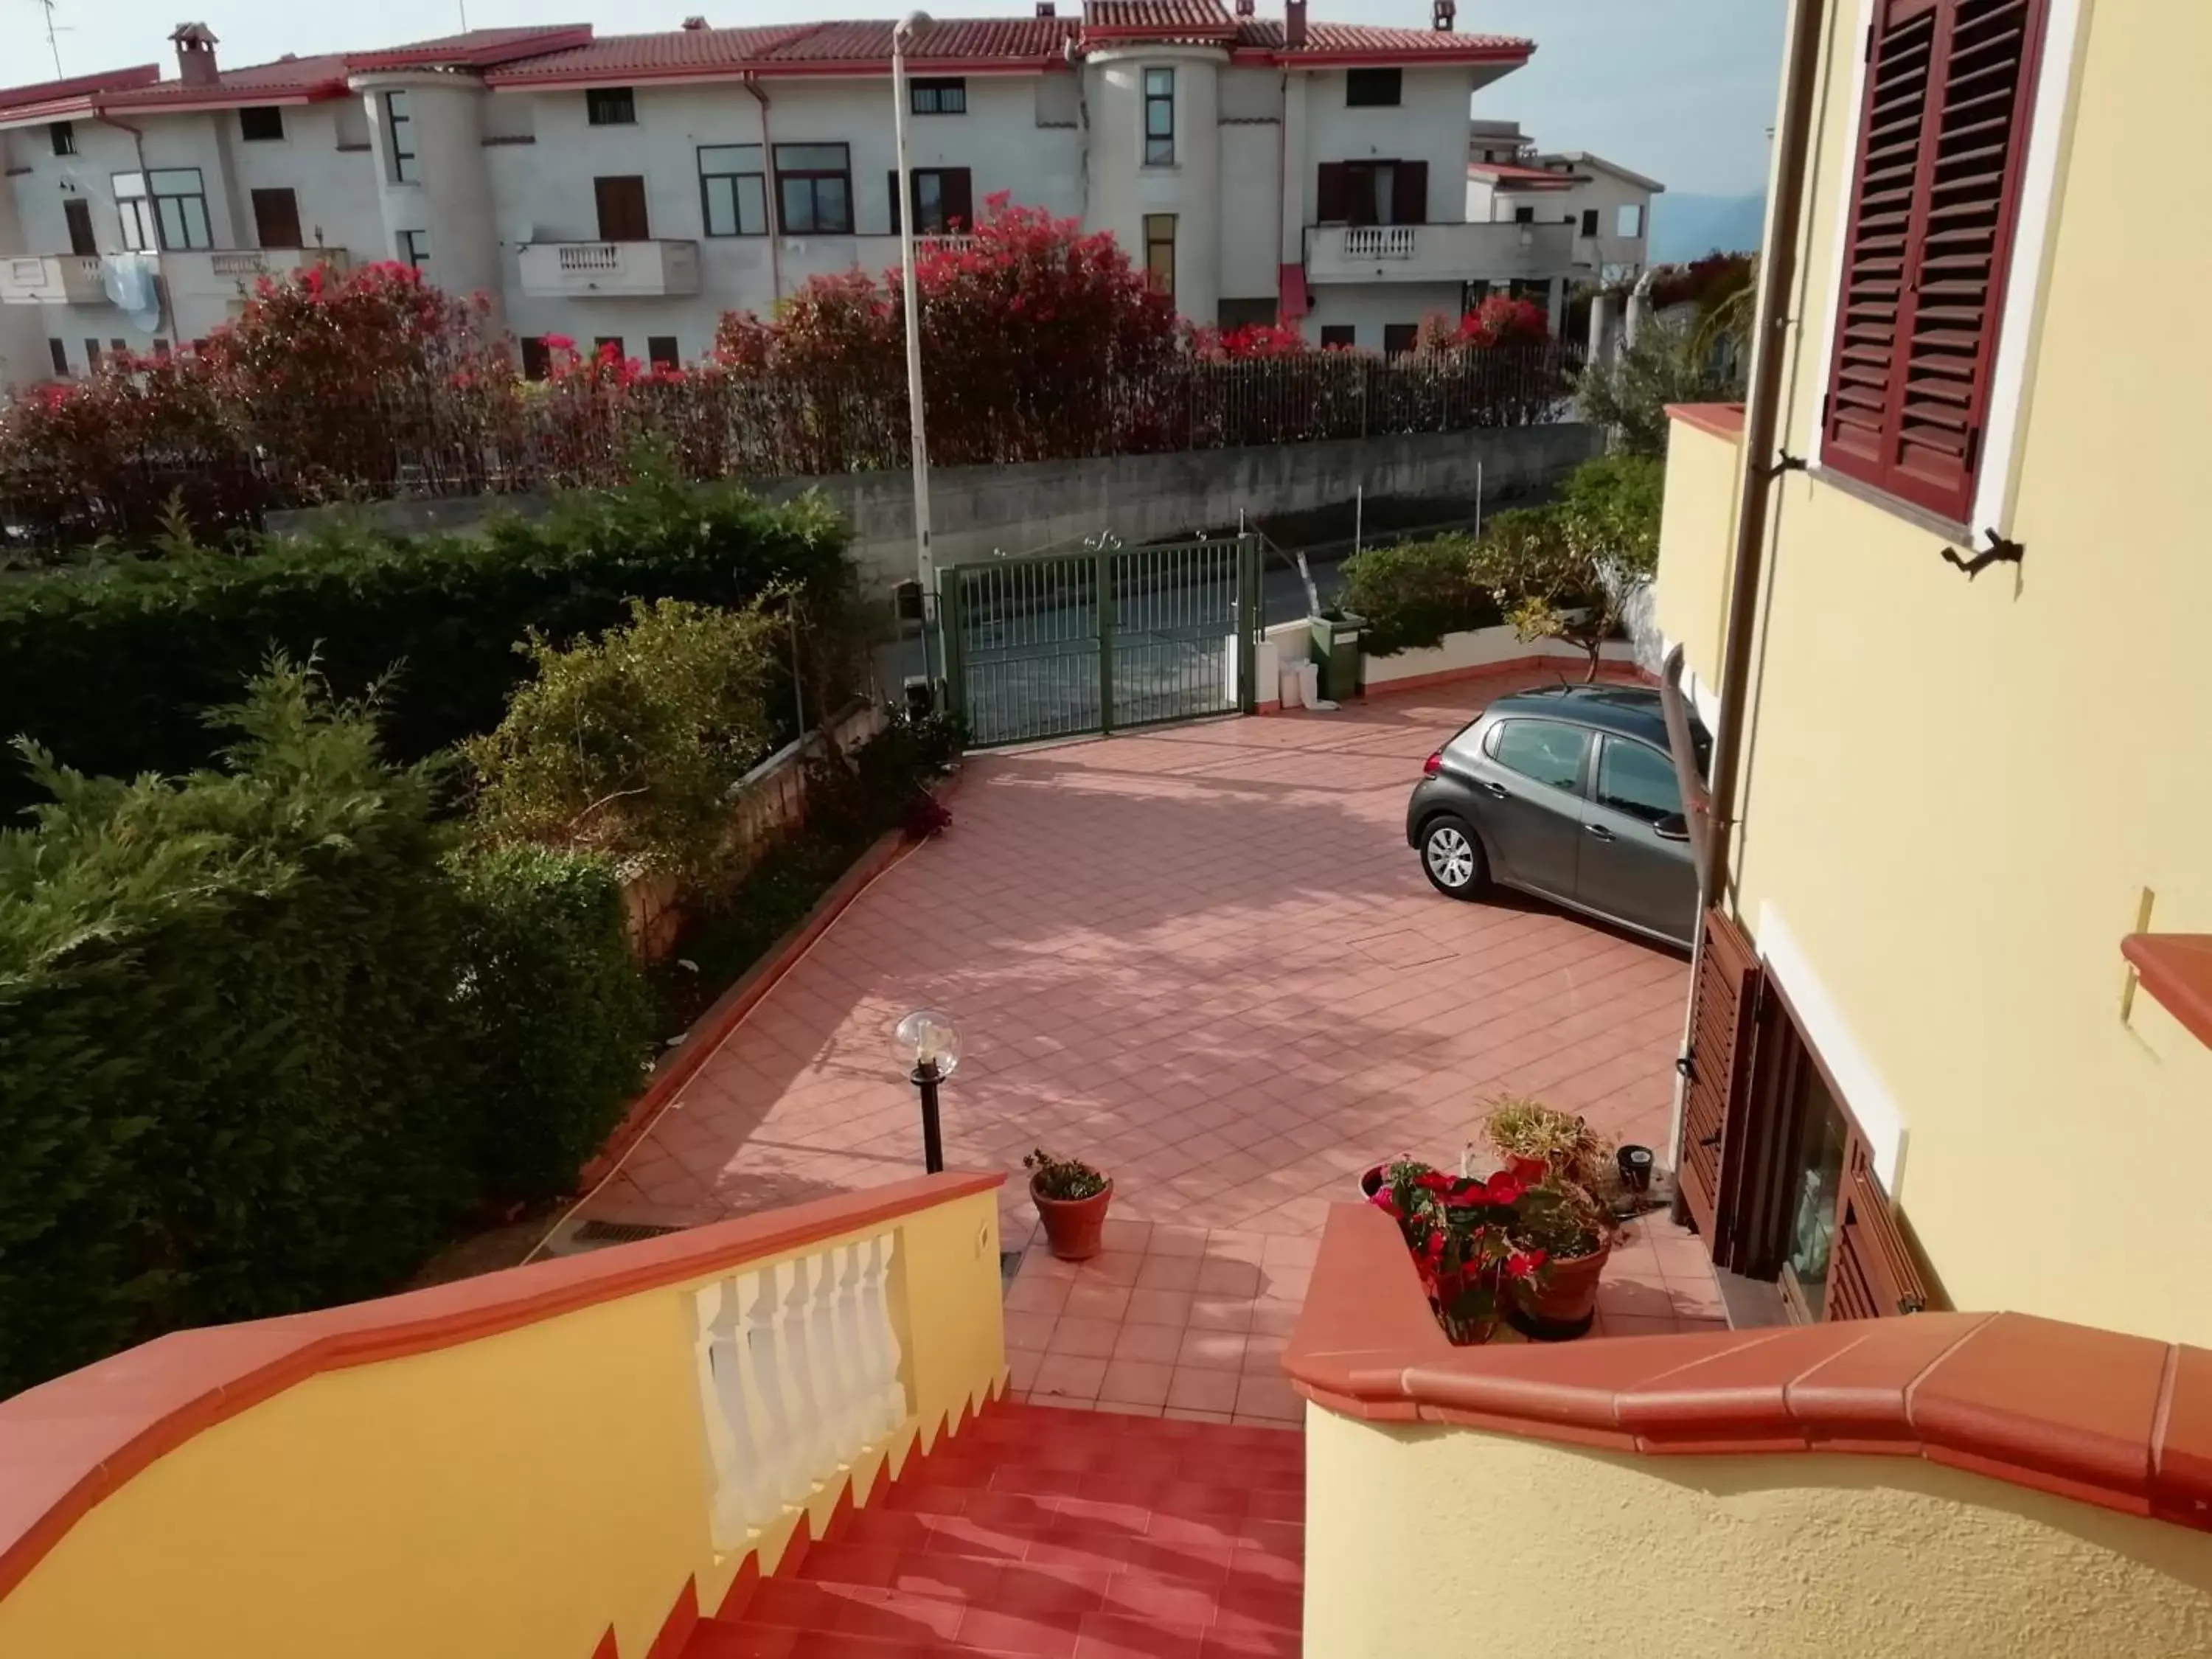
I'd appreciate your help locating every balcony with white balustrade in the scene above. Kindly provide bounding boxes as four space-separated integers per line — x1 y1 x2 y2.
0 254 110 306
164 247 350 305
518 240 702 299
1304 220 1577 285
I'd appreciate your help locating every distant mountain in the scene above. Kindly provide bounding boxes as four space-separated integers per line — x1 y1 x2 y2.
1650 194 1767 265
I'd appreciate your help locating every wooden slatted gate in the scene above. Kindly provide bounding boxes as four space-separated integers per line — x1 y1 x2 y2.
938 536 1260 749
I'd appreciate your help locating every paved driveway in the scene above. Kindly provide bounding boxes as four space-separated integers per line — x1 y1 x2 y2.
589 674 1726 1423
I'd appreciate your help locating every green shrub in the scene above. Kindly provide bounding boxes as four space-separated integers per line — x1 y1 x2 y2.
0 664 663 1395
452 846 654 1206
0 664 477 1394
1336 536 1501 657
462 597 782 897
0 473 853 822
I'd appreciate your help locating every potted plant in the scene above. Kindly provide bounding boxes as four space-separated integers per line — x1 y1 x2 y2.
1483 1101 1619 1340
1024 1148 1112 1261
1366 1158 1545 1346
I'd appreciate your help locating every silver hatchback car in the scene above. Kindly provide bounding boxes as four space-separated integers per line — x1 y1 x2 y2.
1403 685 1709 947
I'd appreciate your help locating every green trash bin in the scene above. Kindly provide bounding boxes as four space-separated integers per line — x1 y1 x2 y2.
1309 611 1366 702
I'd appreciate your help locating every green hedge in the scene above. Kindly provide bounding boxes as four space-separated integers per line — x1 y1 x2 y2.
0 476 852 821
1336 535 1503 657
0 667 655 1396
453 845 654 1206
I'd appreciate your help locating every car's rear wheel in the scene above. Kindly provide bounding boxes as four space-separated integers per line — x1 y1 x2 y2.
1419 816 1485 900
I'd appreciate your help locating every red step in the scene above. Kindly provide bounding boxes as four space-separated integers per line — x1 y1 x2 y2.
684 1402 1304 1659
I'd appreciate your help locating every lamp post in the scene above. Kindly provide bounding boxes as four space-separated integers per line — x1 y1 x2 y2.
891 10 937 679
892 1008 960 1174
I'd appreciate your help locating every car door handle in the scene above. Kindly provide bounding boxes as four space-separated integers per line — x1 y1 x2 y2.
1585 824 1615 842
1480 780 1509 799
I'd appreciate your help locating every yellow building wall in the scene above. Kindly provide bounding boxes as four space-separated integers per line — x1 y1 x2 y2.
1651 417 1740 686
0 1189 1006 1659
1654 0 2212 1341
1304 1409 2212 1658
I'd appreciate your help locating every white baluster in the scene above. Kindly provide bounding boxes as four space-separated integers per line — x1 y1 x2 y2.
695 1277 777 1546
744 1263 810 1509
822 1242 871 1459
857 1232 908 1441
777 1255 834 1498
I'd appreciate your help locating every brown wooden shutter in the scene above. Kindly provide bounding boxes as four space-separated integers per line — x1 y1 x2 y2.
887 170 902 236
1679 908 1763 1248
942 167 973 233
1820 0 2048 523
1391 159 1428 226
1315 162 1350 224
1824 1131 1931 1319
251 187 302 249
594 175 650 242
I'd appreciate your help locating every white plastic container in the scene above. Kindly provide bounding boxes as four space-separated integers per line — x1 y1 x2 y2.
1297 661 1324 709
1278 665 1306 709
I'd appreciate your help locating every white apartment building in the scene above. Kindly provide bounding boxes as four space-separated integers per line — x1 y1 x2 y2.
1466 118 1661 287
0 2 1623 387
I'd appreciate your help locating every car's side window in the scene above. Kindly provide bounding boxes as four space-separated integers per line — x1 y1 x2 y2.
1485 719 1589 792
1596 737 1683 827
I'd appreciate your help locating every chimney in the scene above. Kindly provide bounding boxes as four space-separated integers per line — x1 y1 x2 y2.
1284 0 1306 49
1234 0 1253 15
170 22 220 88
1034 1 1054 15
1432 0 1455 30
681 15 708 28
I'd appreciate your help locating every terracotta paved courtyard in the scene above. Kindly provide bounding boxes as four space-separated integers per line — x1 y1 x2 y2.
585 674 1728 1425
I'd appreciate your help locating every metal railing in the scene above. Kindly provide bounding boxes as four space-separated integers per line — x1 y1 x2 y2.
0 342 1583 555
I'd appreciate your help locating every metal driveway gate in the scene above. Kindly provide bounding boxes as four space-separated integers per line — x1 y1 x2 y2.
939 535 1260 748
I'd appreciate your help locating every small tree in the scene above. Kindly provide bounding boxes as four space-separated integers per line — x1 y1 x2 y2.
462 597 782 897
1574 313 1742 457
1467 456 1663 683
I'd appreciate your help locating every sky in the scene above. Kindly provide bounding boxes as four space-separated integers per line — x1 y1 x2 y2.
6 0 1784 196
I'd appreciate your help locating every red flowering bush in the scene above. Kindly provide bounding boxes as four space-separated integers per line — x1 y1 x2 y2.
1368 1157 1548 1344
203 260 520 496
0 261 521 549
1415 295 1551 355
712 195 1180 467
1188 321 1312 361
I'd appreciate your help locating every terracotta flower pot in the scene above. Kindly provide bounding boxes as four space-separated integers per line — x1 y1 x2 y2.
1508 1232 1614 1341
1032 1176 1113 1261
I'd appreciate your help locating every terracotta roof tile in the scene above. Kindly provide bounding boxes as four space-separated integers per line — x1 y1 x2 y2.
0 63 161 114
1234 18 1532 59
343 25 597 73
1082 0 1238 39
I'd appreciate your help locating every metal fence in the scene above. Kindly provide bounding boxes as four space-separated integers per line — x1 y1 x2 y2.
0 342 1583 557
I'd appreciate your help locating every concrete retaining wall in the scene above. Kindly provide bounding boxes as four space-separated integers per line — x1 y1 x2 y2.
267 424 1606 591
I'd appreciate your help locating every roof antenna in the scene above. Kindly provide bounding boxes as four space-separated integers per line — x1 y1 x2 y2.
33 0 68 77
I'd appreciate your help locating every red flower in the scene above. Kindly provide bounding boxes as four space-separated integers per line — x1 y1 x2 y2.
1482 1171 1529 1206
1411 1170 1455 1194
1506 1155 1548 1185
544 333 575 352
1506 1250 1546 1281
1422 1228 1446 1263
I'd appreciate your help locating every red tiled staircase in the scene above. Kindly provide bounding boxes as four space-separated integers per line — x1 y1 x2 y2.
684 1402 1305 1659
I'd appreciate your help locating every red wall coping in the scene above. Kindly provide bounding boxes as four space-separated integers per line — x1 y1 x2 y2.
1284 1202 2212 1533
1665 402 1747 442
2124 933 2212 1050
0 1171 1004 1607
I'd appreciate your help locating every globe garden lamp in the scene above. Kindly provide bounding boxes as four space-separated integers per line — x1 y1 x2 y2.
893 1008 960 1173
